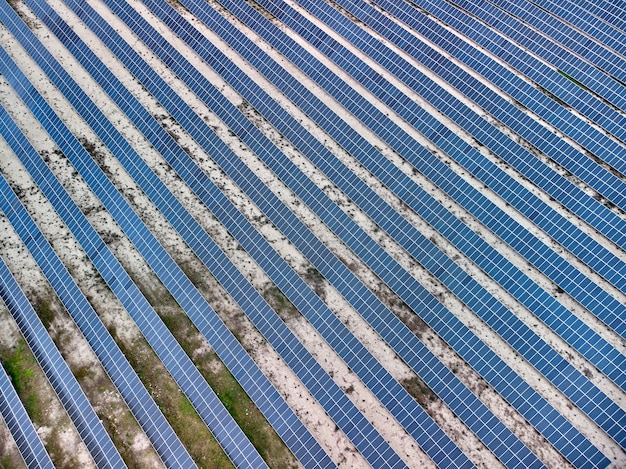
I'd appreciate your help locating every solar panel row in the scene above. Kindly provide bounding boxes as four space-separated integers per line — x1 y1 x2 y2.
145 0 624 410
446 0 626 110
1 0 624 466
0 130 197 468
100 0 612 462
315 0 626 202
382 0 626 142
356 0 626 184
13 4 414 467
488 0 626 82
529 0 626 57
43 1 480 466
255 0 626 292
0 210 126 469
204 0 626 343
183 0 626 450
539 0 626 39
259 0 626 387
0 48 268 469
0 302 54 469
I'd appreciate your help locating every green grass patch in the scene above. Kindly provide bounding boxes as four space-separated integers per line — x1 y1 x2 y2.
263 286 299 320
159 303 297 468
116 335 232 469
557 69 591 92
203 355 298 469
402 376 436 408
2 340 43 423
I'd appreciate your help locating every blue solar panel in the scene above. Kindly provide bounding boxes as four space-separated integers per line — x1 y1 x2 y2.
1 0 623 466
10 3 406 467
75 0 546 465
534 0 626 41
379 0 626 141
0 155 197 468
255 0 626 380
0 48 269 469
488 0 626 83
0 234 125 469
529 0 626 58
207 0 626 327
19 1 473 466
61 0 612 464
170 0 626 451
257 0 626 285
319 0 626 194
0 324 54 469
444 0 626 110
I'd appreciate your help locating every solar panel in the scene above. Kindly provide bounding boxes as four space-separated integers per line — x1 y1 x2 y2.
0 323 54 469
0 240 126 469
48 0 608 464
323 0 626 192
1 0 623 466
0 50 269 469
171 0 626 451
8 4 410 467
0 17 366 467
489 0 626 82
255 0 626 374
529 0 626 57
380 0 626 141
442 0 626 109
15 2 473 466
256 0 626 281
0 163 197 468
532 0 626 41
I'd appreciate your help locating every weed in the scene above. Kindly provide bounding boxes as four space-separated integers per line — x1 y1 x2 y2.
263 285 299 320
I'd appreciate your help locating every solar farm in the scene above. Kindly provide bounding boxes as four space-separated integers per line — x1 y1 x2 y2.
0 0 624 466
